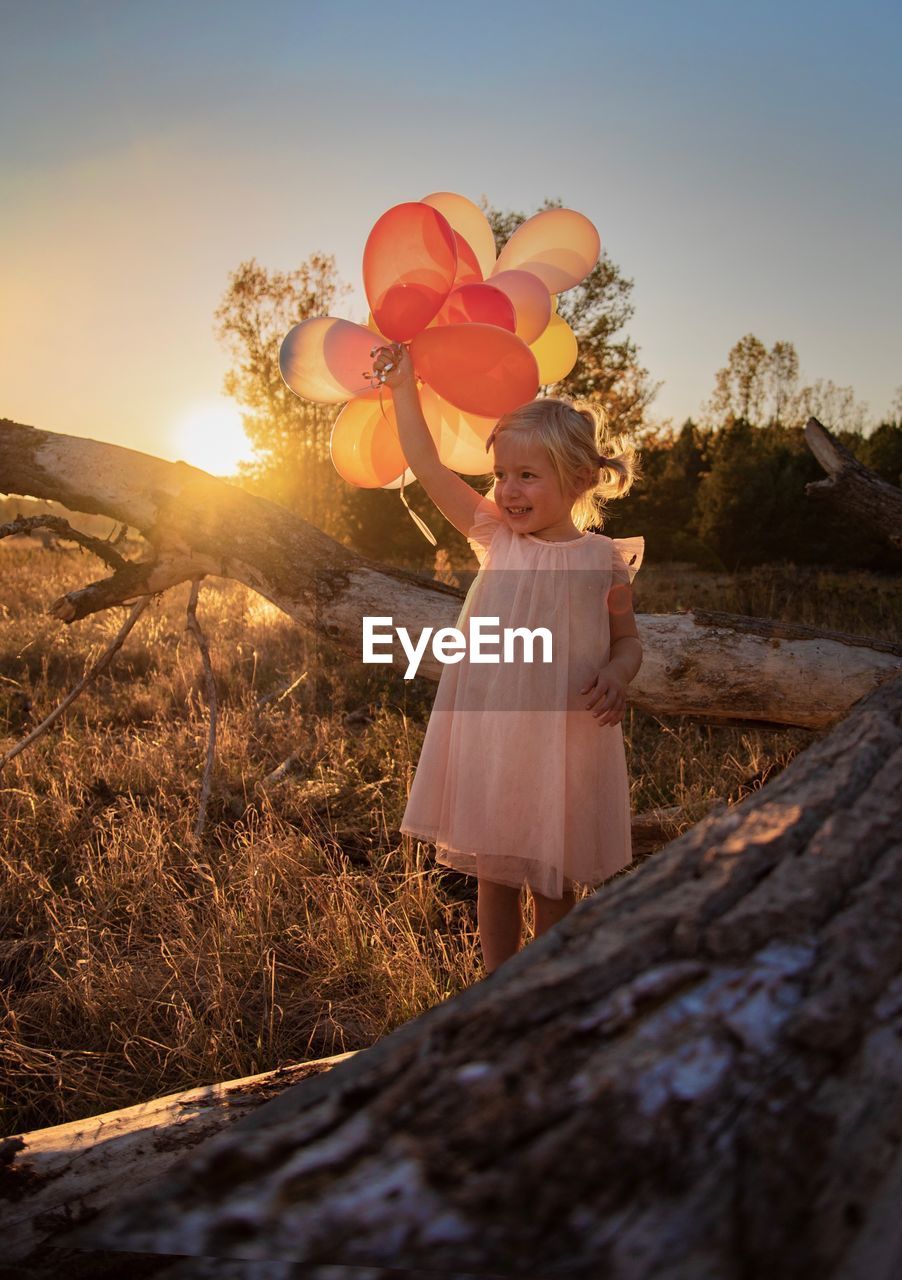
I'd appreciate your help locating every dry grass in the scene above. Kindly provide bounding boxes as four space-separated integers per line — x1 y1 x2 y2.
1 537 898 1135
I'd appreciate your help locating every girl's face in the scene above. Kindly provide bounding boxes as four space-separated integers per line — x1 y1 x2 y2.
492 433 581 541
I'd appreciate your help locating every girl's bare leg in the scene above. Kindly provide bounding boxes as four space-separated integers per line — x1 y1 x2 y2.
532 886 577 938
477 878 523 974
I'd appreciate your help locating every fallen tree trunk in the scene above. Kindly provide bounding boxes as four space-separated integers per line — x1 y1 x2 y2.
804 416 902 550
2 418 898 729
0 1053 357 1263
23 669 896 1279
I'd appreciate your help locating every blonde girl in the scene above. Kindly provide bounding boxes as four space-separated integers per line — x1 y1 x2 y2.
375 343 643 975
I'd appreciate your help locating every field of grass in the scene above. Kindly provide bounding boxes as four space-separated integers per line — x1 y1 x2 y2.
1 537 899 1136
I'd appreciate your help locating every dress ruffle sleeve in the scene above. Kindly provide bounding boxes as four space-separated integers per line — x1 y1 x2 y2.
610 536 645 585
466 497 505 566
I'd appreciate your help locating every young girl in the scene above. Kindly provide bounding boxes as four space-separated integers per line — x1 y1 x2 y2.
373 343 643 976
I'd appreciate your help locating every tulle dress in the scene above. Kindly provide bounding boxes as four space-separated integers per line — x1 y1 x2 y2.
400 496 644 899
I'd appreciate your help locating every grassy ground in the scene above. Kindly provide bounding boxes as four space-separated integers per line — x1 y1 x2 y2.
1 536 898 1136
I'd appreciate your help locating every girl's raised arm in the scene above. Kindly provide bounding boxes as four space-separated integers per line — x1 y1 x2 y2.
373 344 485 539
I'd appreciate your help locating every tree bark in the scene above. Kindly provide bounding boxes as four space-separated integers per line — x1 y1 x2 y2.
23 669 897 1279
2 419 898 730
804 416 902 550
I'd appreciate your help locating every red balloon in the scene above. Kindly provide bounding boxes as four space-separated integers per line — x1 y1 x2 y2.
411 324 539 418
432 283 516 331
363 202 457 342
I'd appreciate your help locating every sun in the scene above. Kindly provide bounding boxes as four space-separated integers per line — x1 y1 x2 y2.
173 401 255 476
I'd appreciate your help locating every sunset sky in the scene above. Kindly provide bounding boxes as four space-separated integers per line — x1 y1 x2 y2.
2 0 900 473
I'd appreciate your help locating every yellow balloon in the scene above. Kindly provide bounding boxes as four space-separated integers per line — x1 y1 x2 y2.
529 313 578 385
550 294 559 313
330 391 408 488
419 385 496 475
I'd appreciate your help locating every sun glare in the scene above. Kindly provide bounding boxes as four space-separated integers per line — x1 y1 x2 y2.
174 401 254 476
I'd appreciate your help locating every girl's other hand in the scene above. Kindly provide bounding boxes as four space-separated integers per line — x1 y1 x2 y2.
580 667 628 727
371 342 415 391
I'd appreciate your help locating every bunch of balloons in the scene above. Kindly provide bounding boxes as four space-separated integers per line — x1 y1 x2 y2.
279 192 600 489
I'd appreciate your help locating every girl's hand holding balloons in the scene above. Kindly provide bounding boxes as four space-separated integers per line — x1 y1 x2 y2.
580 667 628 727
371 342 415 392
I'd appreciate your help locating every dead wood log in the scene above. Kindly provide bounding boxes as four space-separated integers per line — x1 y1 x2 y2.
2 419 898 729
0 1053 357 1264
804 417 902 550
30 669 897 1279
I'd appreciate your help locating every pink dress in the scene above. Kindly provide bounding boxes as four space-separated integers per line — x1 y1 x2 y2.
400 496 644 899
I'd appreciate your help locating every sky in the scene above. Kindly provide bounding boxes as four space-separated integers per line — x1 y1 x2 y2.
2 0 900 472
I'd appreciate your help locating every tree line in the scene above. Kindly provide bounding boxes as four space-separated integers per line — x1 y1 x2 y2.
213 204 901 574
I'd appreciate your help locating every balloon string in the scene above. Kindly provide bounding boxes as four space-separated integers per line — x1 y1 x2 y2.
399 481 437 546
375 381 438 547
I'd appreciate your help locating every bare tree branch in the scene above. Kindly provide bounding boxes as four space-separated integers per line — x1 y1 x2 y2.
0 515 128 569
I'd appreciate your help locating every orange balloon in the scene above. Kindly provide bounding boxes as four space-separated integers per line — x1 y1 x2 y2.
411 323 539 418
432 283 516 331
419 385 496 475
452 231 483 285
280 317 379 404
494 208 600 293
330 390 409 488
421 191 497 279
363 202 457 342
529 313 579 385
486 269 552 344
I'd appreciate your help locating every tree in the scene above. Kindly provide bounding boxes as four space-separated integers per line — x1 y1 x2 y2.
695 418 778 567
706 335 873 437
616 419 717 566
785 378 871 435
213 255 349 533
483 201 660 437
859 421 902 487
767 340 800 425
708 334 771 426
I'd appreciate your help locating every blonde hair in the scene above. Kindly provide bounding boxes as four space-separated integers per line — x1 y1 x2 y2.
484 398 640 531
